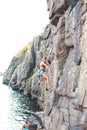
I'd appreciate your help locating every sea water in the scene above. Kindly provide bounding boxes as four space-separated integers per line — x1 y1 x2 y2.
0 76 38 130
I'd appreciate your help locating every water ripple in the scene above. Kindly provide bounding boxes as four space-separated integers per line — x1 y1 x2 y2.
0 76 38 130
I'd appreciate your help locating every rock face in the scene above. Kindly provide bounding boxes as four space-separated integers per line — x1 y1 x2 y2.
3 0 87 129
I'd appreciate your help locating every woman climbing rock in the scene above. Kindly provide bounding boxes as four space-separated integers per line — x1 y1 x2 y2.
39 57 50 91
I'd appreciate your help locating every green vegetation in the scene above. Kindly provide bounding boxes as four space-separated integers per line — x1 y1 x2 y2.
17 44 29 54
17 41 32 55
33 68 38 74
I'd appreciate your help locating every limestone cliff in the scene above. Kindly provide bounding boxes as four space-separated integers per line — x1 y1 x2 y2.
3 0 87 130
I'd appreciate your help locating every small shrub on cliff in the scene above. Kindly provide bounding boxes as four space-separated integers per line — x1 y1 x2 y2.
33 68 37 73
17 44 28 55
17 42 32 55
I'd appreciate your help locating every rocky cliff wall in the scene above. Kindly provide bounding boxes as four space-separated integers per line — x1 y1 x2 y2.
3 0 87 130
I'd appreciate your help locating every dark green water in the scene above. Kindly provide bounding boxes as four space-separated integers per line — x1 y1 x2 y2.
0 76 38 130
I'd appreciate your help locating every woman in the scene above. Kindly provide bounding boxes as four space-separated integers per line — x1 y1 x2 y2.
39 57 50 91
22 121 30 130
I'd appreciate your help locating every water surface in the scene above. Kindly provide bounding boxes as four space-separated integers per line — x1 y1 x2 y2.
0 76 38 130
